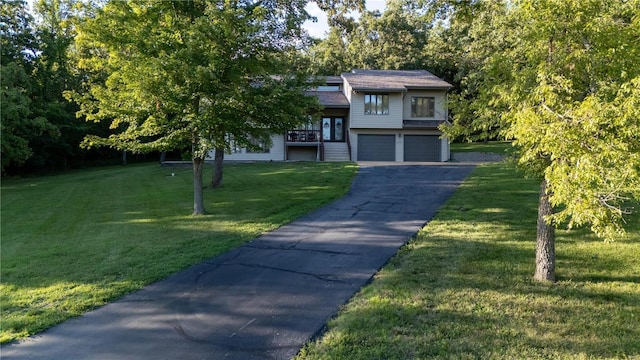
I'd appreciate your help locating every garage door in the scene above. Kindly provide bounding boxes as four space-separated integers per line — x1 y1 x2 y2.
358 134 395 161
404 135 441 162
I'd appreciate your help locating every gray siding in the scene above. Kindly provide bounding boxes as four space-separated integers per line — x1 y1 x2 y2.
350 93 403 129
403 90 448 120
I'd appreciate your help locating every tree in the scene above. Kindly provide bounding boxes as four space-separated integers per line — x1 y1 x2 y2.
434 0 513 142
71 0 321 215
308 0 434 73
0 0 59 173
443 0 640 281
307 23 355 75
27 0 87 171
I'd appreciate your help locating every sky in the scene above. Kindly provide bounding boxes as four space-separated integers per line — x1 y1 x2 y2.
303 0 387 39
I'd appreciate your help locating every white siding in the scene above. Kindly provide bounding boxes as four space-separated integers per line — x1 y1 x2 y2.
403 90 448 120
395 133 403 161
349 92 403 129
209 134 285 161
343 79 353 103
441 135 450 161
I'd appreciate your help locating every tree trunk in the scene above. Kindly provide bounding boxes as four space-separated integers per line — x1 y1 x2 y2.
210 147 224 188
122 150 127 166
160 151 166 163
192 156 206 215
534 179 555 282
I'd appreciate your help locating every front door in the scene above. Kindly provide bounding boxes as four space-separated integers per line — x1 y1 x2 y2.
322 117 345 142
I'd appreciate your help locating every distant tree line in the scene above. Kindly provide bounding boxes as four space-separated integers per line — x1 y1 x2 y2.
1 0 173 176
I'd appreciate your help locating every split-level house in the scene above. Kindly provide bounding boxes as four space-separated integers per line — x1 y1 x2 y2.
214 69 453 162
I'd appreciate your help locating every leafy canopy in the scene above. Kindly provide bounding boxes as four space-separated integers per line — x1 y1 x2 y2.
489 0 640 239
71 0 320 158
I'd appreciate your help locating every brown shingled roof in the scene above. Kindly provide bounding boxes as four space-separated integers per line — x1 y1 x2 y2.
341 69 452 91
306 91 350 108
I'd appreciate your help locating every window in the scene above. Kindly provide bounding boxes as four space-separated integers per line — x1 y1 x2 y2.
315 85 340 91
246 136 270 153
364 94 389 115
411 97 435 117
295 117 319 132
226 134 241 154
226 134 270 153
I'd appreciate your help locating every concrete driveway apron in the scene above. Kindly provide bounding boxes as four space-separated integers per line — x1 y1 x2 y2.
2 162 475 360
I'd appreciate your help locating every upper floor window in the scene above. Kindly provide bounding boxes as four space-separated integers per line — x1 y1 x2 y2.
315 85 341 91
411 97 435 117
364 94 389 115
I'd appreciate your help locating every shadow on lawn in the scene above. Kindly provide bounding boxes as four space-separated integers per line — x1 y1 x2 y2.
331 234 640 359
321 162 640 359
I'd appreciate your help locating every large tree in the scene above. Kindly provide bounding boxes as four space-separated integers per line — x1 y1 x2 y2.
308 0 433 73
71 0 322 215
27 0 90 171
444 0 640 281
0 0 59 173
433 0 512 141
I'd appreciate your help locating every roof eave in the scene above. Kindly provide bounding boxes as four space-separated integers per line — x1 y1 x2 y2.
321 105 351 109
350 87 407 92
404 85 453 90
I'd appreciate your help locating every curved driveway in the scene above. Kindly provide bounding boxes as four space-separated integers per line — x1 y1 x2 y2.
3 163 475 360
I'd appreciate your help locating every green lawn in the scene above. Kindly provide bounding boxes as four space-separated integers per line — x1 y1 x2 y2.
297 162 640 360
450 141 512 154
0 161 358 344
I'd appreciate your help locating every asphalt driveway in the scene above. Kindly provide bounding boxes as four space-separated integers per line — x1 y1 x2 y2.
2 162 475 360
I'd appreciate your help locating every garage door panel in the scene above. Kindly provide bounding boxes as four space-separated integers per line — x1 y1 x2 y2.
358 135 395 161
404 135 440 162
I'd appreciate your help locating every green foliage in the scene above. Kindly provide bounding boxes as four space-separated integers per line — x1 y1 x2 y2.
499 0 640 239
70 0 324 213
1 0 59 173
298 163 640 359
1 63 38 170
1 0 121 175
346 1 429 70
0 162 358 344
308 0 437 73
315 0 365 27
441 0 640 240
0 0 37 63
72 0 319 157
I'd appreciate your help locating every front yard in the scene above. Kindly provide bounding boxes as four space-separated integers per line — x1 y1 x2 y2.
0 162 358 344
298 162 640 359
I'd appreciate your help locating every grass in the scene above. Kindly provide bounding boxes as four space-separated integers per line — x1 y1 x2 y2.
450 140 512 154
0 161 358 344
297 162 640 360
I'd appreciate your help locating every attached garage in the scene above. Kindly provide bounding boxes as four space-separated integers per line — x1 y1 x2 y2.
404 135 441 162
357 134 395 161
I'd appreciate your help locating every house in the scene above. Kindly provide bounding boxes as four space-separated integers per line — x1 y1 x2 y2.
214 69 453 162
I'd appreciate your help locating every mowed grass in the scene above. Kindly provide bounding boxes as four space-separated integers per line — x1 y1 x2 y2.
298 162 640 360
450 141 512 154
0 161 358 344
